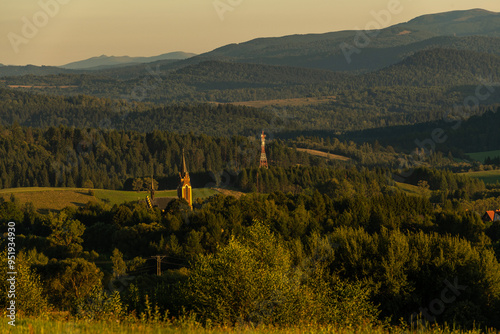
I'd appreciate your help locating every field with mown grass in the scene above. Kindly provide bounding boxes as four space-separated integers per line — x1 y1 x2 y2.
461 170 500 184
394 182 431 197
0 187 218 212
216 96 337 108
295 148 350 161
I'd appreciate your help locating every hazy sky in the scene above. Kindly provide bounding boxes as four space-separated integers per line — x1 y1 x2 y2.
1 0 500 66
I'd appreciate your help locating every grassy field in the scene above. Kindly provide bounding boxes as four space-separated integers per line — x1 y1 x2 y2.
461 170 500 184
0 317 491 334
396 182 421 195
296 148 350 162
216 96 337 108
466 150 500 163
0 187 218 212
394 182 432 197
213 187 246 199
93 189 178 206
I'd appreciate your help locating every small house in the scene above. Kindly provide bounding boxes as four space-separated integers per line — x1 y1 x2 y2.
482 210 500 222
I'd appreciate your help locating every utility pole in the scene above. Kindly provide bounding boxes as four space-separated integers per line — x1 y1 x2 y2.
151 255 167 276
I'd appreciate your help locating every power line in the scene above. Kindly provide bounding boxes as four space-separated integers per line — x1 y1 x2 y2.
150 255 167 276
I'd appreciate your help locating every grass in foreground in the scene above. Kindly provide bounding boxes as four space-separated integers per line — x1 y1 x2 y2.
0 317 494 334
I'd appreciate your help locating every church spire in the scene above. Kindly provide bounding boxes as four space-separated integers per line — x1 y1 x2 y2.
177 149 193 209
181 148 188 177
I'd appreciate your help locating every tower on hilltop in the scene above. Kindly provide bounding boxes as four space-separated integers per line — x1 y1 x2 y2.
259 130 268 169
177 149 193 209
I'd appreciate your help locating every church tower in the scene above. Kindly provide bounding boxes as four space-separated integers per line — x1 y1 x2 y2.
177 149 193 209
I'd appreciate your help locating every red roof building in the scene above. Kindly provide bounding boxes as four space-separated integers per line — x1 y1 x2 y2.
482 210 500 222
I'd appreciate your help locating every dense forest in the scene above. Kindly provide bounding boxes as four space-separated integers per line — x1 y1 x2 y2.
2 124 500 330
1 83 498 139
0 125 336 190
3 124 481 191
346 105 500 154
3 48 500 106
1 163 500 328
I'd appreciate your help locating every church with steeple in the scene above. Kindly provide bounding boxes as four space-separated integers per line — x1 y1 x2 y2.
177 149 193 209
146 148 193 211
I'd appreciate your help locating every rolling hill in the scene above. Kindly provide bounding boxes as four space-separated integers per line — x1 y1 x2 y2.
396 8 500 36
343 104 500 154
181 9 500 73
60 51 196 70
368 48 500 86
2 9 500 78
0 187 217 212
0 64 77 77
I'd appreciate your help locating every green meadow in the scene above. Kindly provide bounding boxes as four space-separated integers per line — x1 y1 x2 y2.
0 187 218 212
462 170 500 184
467 150 500 163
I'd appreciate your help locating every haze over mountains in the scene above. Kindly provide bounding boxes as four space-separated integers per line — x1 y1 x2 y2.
1 8 500 77
60 51 197 71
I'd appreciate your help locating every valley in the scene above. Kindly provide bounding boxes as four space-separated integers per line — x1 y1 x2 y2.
2 8 500 333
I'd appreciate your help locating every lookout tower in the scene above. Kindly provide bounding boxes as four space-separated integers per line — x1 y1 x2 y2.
259 130 268 169
177 149 193 209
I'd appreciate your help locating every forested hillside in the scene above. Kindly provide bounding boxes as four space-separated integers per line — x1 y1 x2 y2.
3 8 500 332
345 105 500 154
3 44 500 138
1 161 499 328
369 48 500 86
0 125 338 190
3 47 500 107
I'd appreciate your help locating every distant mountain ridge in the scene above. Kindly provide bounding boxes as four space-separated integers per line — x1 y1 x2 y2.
59 51 197 70
1 9 500 78
0 65 76 77
190 9 500 72
399 8 500 36
92 8 500 76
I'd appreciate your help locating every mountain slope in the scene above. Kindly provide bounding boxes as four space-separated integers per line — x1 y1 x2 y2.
2 9 499 77
69 34 500 79
185 9 500 72
0 65 76 77
344 104 500 153
369 48 500 86
60 51 196 70
173 61 350 87
4 48 500 104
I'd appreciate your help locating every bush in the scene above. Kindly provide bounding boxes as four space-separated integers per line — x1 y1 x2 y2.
182 222 379 326
0 251 50 316
75 287 124 321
